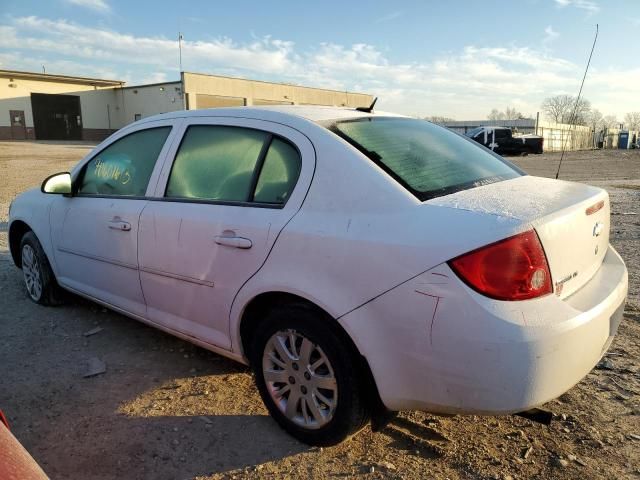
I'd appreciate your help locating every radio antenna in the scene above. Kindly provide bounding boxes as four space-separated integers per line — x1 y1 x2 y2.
555 24 598 180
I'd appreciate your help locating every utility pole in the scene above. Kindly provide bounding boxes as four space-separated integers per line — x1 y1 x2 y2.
178 32 183 72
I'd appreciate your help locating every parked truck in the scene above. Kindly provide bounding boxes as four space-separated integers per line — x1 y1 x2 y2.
465 126 543 155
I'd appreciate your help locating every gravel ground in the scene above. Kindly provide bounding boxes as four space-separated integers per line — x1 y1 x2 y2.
0 141 639 480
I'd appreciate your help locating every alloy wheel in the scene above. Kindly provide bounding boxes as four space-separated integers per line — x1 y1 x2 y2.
262 329 338 429
22 244 42 301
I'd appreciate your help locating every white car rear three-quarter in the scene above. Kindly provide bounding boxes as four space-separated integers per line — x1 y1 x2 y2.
8 106 628 445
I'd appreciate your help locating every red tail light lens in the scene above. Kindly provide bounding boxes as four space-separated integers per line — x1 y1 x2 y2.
448 230 552 301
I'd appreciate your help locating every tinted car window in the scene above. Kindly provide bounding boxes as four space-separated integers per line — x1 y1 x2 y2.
78 127 171 196
166 126 269 202
495 129 510 140
465 127 483 138
253 138 301 204
331 118 521 201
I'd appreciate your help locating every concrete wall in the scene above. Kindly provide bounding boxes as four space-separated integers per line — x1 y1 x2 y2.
0 74 185 140
182 72 372 109
117 82 183 125
0 73 122 140
0 76 106 127
1 70 373 141
0 75 117 139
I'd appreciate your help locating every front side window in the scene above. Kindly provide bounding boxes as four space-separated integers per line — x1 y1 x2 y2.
466 127 483 138
77 127 171 196
330 118 522 201
166 125 301 205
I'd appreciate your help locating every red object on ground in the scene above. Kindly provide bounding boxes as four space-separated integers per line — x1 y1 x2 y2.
0 410 49 480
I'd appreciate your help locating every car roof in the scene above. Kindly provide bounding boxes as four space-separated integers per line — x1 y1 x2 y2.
139 105 406 127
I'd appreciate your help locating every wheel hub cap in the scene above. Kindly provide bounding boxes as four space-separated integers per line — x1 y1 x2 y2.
21 244 42 301
262 330 338 429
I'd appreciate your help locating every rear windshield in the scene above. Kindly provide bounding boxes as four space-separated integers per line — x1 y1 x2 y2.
329 117 522 201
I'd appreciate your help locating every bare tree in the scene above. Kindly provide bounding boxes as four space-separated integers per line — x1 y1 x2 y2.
504 106 525 120
603 115 619 129
541 95 574 123
586 108 604 131
425 115 455 124
488 109 504 121
541 95 591 125
487 107 525 121
624 112 640 130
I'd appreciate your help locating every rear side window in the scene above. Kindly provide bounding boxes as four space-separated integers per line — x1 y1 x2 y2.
166 125 301 205
253 138 301 204
167 126 269 201
331 118 521 201
78 127 171 197
495 129 510 140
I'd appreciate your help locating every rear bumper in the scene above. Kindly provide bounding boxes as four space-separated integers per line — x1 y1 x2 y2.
340 245 628 414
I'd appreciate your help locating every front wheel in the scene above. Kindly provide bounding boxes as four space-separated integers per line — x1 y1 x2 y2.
20 231 62 305
251 305 371 446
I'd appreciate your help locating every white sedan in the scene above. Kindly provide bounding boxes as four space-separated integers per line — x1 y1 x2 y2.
8 106 628 446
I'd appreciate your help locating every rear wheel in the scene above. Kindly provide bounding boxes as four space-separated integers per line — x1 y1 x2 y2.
250 304 370 446
20 231 62 305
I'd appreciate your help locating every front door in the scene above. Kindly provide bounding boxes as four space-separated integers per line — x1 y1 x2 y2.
9 110 26 140
138 118 314 348
50 123 176 315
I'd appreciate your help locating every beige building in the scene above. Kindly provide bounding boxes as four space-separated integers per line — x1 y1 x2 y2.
0 69 373 141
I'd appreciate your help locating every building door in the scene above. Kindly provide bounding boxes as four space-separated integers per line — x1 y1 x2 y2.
9 110 26 140
31 93 82 140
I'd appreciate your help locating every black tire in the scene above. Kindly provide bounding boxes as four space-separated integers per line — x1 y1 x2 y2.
250 304 371 446
19 231 63 306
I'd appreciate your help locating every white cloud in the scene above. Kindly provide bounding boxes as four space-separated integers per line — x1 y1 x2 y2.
554 0 599 13
543 25 559 44
138 72 168 85
1 16 637 120
64 0 110 13
375 11 404 23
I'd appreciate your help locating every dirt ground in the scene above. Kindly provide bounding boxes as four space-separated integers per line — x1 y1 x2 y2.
0 141 639 480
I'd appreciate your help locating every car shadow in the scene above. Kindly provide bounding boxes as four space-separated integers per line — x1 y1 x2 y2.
0 245 449 478
0 245 307 478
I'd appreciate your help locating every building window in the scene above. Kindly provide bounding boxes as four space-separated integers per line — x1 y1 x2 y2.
134 114 142 122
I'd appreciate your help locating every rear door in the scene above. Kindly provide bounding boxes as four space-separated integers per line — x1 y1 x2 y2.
138 117 314 348
50 121 178 315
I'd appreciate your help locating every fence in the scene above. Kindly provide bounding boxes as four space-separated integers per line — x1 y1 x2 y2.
535 121 593 152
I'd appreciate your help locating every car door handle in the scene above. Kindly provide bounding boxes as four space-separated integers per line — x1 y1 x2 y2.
108 220 131 231
214 235 252 249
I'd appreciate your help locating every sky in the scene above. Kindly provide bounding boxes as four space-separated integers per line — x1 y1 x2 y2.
1 0 638 120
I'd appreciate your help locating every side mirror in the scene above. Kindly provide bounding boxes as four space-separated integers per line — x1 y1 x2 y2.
41 172 72 195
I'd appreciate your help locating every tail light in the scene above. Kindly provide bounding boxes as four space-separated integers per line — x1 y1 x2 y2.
448 230 552 301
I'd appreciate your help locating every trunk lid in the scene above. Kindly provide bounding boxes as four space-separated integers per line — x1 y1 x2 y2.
427 175 609 299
